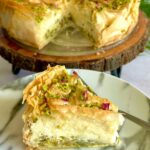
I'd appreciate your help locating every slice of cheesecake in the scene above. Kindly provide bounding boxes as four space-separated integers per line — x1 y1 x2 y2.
0 0 69 49
71 0 140 48
22 65 124 149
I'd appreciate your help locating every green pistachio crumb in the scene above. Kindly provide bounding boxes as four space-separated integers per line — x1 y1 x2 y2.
107 0 130 9
42 85 48 92
15 0 24 2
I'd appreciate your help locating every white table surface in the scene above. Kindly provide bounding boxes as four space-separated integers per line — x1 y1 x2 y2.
0 50 150 97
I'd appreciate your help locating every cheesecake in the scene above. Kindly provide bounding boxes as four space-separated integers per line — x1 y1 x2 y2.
22 65 124 149
0 0 140 49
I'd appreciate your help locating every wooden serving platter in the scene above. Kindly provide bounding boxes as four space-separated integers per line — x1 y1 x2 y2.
0 12 149 73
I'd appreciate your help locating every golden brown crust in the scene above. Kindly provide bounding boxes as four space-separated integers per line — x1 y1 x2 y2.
50 104 119 120
0 0 63 11
99 0 140 47
23 104 121 127
0 0 30 14
23 65 66 110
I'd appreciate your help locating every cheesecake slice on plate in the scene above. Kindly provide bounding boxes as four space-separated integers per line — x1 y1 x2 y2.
22 65 124 150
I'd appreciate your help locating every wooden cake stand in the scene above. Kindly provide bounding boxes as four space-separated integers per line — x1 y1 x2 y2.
0 12 149 77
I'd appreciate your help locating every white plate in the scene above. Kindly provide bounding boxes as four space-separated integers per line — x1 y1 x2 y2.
0 69 150 150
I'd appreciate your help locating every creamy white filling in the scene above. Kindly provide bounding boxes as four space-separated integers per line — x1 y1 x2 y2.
0 6 67 49
29 114 124 147
71 0 140 46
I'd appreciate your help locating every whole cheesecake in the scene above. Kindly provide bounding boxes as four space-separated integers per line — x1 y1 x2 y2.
0 0 140 49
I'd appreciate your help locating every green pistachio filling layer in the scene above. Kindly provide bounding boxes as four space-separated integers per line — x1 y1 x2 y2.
37 136 108 148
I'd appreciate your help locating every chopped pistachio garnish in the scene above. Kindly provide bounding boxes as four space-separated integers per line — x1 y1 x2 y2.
40 103 47 110
37 96 44 104
52 78 58 84
32 117 38 123
101 0 130 9
26 66 113 116
44 108 51 115
42 84 48 92
29 4 47 23
36 16 44 23
46 93 61 99
84 103 100 108
58 83 70 92
15 0 24 2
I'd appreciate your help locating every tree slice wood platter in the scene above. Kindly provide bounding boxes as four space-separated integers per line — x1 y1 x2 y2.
0 11 149 72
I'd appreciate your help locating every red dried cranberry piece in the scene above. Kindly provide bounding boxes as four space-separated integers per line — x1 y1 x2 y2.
101 103 110 110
